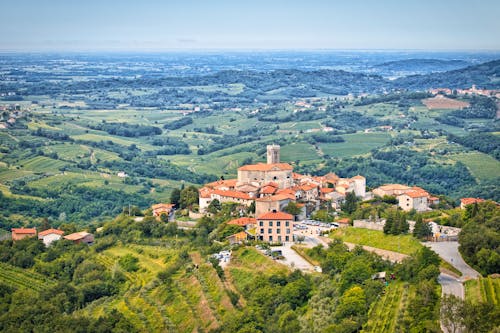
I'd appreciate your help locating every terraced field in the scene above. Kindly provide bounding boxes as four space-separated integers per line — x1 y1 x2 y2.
19 156 69 172
0 261 56 292
320 132 391 158
362 282 411 333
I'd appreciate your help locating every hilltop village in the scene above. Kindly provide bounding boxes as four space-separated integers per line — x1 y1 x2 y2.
196 144 443 243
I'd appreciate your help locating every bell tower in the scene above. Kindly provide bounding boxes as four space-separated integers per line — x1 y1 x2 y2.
267 144 280 164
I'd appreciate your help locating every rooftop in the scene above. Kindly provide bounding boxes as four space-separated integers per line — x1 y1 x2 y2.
257 211 294 220
11 228 36 234
238 163 293 172
227 217 257 226
212 189 252 200
64 231 91 241
38 228 64 237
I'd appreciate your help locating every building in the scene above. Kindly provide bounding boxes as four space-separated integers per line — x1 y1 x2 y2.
11 228 37 241
227 231 248 245
460 197 485 209
237 162 293 190
256 211 294 243
64 232 94 245
38 229 64 247
255 194 291 217
373 184 411 197
227 217 256 228
398 189 430 212
152 203 175 218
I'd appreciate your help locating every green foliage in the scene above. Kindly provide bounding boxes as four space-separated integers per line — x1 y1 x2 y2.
118 254 140 272
179 185 199 210
341 191 358 214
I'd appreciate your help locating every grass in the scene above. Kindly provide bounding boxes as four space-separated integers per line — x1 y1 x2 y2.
280 142 320 161
291 245 320 266
320 132 391 158
450 152 500 182
330 228 422 255
19 156 69 173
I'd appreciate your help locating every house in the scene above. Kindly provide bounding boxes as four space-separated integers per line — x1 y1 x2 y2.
211 190 254 207
38 228 64 246
373 184 411 197
256 211 294 243
11 228 37 241
227 217 256 228
227 231 248 245
152 203 175 218
255 194 291 217
64 232 94 245
397 189 430 212
460 198 485 210
336 218 351 228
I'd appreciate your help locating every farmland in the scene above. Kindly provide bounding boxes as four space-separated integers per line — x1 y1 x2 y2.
465 276 500 305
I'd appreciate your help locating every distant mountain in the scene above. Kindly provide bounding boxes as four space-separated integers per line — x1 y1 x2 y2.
375 58 470 72
393 59 500 90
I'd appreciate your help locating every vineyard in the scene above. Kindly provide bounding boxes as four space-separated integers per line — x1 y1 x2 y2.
362 282 411 333
0 261 56 292
465 276 500 305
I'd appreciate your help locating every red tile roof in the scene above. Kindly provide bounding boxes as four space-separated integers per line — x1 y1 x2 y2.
320 188 334 194
212 190 252 200
300 184 317 191
64 231 91 241
257 211 294 220
206 179 238 189
152 203 175 210
460 198 485 205
38 228 64 237
11 228 36 234
199 187 213 198
336 218 350 224
238 163 293 172
227 217 256 226
402 189 429 198
260 186 277 194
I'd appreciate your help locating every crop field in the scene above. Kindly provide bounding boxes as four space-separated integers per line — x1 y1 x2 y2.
280 142 320 161
71 133 156 151
450 152 500 181
330 228 422 255
0 261 56 292
19 156 69 173
320 132 391 158
0 168 34 183
422 96 469 110
465 276 500 305
363 282 410 333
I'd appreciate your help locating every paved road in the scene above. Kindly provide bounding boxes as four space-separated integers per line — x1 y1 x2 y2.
424 241 480 280
439 273 464 299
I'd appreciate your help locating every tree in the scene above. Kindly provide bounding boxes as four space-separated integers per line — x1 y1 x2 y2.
207 199 221 214
440 294 464 333
413 215 433 240
383 210 394 234
179 186 198 210
342 192 358 214
170 188 181 207
284 202 302 220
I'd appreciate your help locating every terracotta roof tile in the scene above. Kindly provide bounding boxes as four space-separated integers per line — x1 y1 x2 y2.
11 228 36 234
212 190 252 200
257 211 294 220
152 203 175 210
38 228 64 237
227 217 256 226
256 194 291 202
64 231 91 241
460 198 485 205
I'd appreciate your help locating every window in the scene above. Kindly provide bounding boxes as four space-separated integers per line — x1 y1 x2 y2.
286 229 290 234
277 229 281 234
285 221 289 227
259 221 263 227
268 229 272 234
285 236 289 242
273 176 277 180
269 221 273 227
260 228 264 234
269 236 273 242
278 236 282 242
277 221 281 227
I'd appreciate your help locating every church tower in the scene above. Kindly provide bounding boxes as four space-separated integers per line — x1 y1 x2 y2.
267 144 280 164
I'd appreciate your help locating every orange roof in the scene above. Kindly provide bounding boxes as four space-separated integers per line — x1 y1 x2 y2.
377 184 411 191
11 228 36 234
300 184 317 191
460 198 485 205
38 228 64 237
263 182 279 188
199 187 213 198
402 190 429 198
260 186 277 194
206 179 238 189
152 203 175 210
292 172 304 179
336 218 350 224
227 231 248 241
257 211 294 220
256 194 291 202
352 175 365 180
212 190 252 200
238 163 293 172
320 188 334 194
227 217 256 226
64 231 91 241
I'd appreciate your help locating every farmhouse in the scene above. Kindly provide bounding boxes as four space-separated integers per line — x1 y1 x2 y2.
397 189 430 212
460 197 485 209
11 228 37 241
64 231 94 245
152 203 175 218
256 211 294 243
38 228 64 247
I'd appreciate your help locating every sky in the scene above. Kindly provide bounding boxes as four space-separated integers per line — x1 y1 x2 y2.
1 0 499 51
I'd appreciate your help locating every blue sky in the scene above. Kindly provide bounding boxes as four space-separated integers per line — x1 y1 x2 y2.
1 0 499 51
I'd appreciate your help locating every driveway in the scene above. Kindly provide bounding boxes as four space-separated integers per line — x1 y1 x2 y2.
439 273 464 299
273 243 315 272
424 241 480 280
